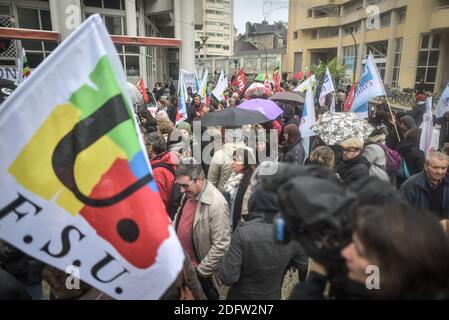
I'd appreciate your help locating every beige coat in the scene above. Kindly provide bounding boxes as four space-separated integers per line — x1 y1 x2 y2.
175 181 231 289
208 142 254 192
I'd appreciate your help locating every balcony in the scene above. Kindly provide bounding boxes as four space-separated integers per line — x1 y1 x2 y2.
298 16 340 30
430 5 449 31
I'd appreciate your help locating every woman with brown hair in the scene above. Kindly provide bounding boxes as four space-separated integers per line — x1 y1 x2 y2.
342 204 449 299
281 124 305 166
223 148 258 230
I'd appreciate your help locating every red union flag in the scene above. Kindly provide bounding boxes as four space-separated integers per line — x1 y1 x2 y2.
264 72 272 96
230 68 246 94
137 78 149 103
344 84 356 112
0 15 183 300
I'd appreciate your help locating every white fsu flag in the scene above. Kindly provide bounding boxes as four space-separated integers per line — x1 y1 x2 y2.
351 53 386 118
0 15 183 300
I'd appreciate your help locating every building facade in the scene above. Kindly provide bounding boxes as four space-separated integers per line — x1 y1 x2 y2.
195 0 234 59
239 21 288 50
0 0 202 87
285 0 449 93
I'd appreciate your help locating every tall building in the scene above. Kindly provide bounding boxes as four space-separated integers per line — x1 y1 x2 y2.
285 0 449 93
196 0 234 60
0 0 203 86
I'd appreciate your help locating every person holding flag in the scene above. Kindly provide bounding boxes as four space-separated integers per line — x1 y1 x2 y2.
350 53 401 142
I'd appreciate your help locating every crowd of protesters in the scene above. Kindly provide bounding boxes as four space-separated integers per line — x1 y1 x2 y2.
1 75 449 301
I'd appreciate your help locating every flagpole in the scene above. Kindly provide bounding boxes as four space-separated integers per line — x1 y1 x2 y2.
369 53 401 143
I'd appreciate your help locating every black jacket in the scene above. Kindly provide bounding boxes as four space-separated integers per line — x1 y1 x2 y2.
290 272 372 300
396 142 425 176
335 155 370 184
436 117 449 150
0 268 31 300
219 189 307 300
281 141 305 166
400 172 449 220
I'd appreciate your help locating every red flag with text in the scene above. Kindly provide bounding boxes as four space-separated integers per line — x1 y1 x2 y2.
344 84 356 112
137 78 149 103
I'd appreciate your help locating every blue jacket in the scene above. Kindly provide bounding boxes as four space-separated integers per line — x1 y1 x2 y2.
400 172 449 219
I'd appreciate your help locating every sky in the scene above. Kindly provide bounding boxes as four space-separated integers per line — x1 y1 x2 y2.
234 0 289 35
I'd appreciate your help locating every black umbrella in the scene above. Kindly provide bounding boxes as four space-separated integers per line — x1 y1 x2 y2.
0 79 17 105
200 108 270 127
270 91 305 104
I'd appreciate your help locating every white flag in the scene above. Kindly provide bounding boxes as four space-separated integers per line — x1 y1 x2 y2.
293 75 316 93
198 68 208 99
212 70 228 101
0 15 184 300
420 96 435 156
351 54 386 118
319 68 335 107
434 83 449 119
299 82 317 138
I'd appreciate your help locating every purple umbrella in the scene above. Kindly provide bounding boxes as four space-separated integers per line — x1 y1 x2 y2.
237 99 283 120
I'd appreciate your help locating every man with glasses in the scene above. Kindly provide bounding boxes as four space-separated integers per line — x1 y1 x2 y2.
335 138 370 184
174 163 230 300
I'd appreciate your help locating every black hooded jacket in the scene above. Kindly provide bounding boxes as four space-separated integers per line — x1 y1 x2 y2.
218 188 307 300
335 155 371 184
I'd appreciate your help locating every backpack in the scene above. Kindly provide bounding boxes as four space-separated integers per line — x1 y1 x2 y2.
152 163 183 220
375 143 401 176
397 156 411 179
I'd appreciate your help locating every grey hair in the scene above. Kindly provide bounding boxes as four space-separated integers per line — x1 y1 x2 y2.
144 132 167 155
426 151 449 165
175 163 205 180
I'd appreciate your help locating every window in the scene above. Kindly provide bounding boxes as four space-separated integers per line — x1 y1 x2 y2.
416 34 441 92
398 7 407 24
116 45 140 79
84 0 125 10
311 28 338 39
223 45 229 50
105 15 125 35
308 9 313 18
380 12 391 28
344 23 359 35
365 41 388 80
17 7 55 68
312 5 340 18
293 31 298 40
392 38 403 87
88 14 126 35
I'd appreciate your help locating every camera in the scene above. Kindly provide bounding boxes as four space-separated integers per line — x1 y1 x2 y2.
262 164 359 269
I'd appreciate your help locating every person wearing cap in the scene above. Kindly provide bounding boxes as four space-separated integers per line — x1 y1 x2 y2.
177 122 192 140
408 93 427 128
335 138 370 184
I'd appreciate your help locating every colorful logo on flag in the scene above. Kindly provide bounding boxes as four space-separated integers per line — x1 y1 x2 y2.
8 56 170 269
